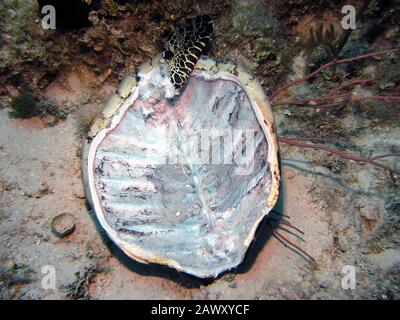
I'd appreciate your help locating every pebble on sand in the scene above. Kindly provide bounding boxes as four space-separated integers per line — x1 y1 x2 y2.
51 213 76 238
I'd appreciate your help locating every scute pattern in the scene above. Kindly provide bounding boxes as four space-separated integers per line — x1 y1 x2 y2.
163 15 213 89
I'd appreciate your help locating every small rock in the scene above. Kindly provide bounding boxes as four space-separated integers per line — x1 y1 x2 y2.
229 282 238 289
221 273 236 283
51 213 76 238
283 109 292 117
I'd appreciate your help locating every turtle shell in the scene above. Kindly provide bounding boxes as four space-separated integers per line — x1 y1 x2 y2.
82 56 280 278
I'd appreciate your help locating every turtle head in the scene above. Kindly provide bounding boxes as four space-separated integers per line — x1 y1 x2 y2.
163 15 214 90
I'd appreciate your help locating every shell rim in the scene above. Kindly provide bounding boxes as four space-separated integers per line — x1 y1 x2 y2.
83 59 281 278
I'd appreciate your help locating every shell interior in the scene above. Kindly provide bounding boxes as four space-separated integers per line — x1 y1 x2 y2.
86 64 277 278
